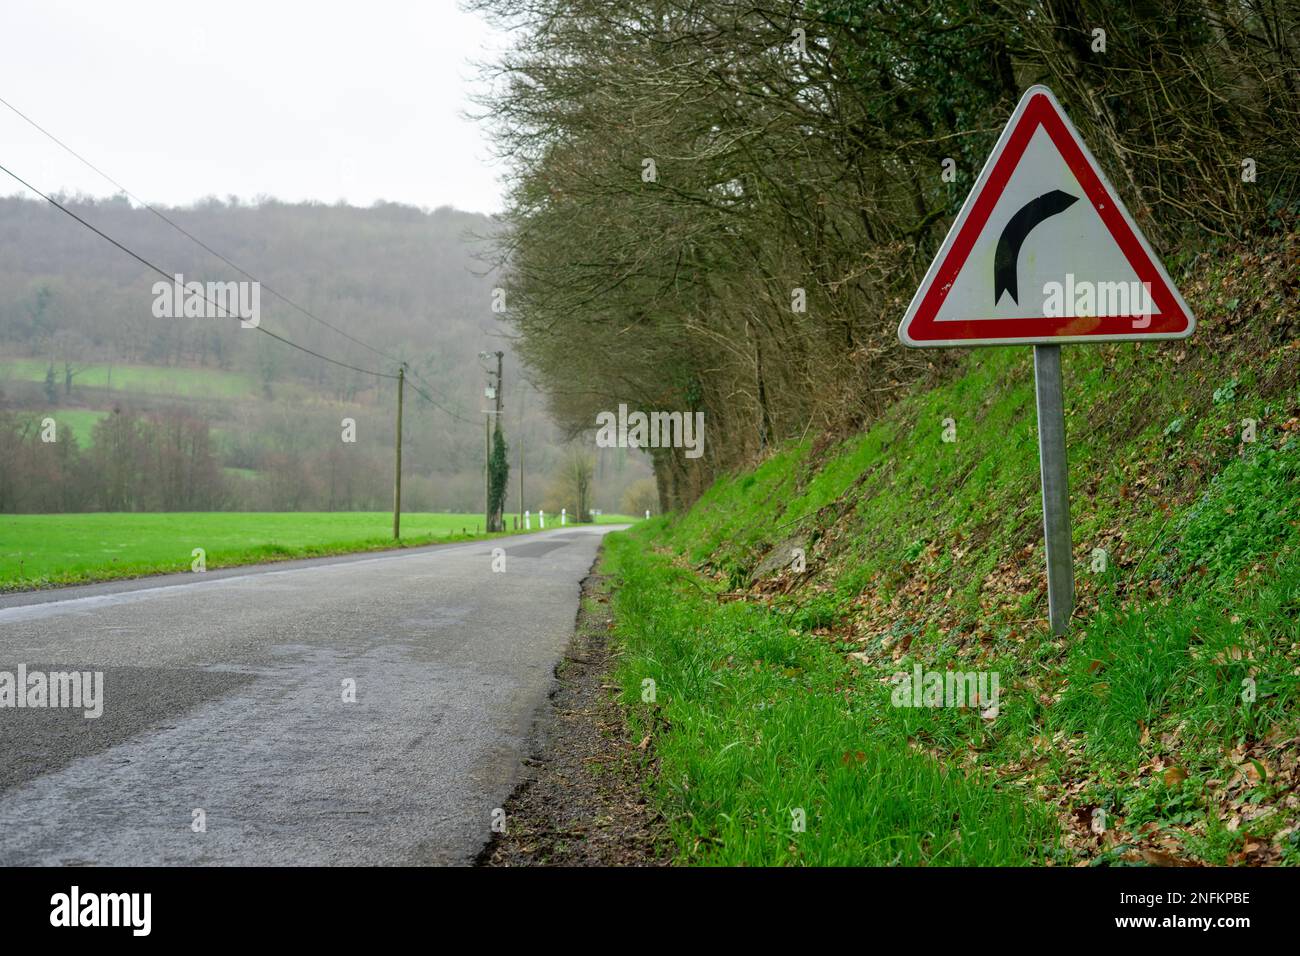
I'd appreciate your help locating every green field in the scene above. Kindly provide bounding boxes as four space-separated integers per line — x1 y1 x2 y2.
13 409 110 446
0 511 639 590
0 358 256 399
17 409 231 449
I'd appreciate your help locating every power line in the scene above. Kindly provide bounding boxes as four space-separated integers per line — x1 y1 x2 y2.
1 95 487 427
1 156 482 425
0 93 400 365
0 160 400 380
0 94 496 428
405 375 478 426
406 364 477 419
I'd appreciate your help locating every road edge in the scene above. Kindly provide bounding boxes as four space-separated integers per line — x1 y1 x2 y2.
476 546 670 866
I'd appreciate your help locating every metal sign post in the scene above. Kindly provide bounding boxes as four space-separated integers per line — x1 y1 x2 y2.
1033 345 1074 634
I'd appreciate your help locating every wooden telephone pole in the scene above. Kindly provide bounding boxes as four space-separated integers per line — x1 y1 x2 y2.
392 364 404 540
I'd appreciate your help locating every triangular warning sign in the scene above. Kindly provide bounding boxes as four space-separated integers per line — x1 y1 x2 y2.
899 86 1194 347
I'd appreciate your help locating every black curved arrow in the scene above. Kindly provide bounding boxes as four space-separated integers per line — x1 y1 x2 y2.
994 189 1079 304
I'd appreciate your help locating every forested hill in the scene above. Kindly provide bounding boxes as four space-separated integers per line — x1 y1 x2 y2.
0 196 499 391
478 0 1299 512
0 196 654 514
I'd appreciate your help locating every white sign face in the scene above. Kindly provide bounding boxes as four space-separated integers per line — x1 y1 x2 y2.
899 85 1194 348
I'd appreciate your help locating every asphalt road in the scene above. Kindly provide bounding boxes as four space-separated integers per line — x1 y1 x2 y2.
0 525 622 865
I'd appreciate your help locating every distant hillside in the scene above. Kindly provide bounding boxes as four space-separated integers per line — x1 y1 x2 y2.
0 195 501 389
0 196 651 513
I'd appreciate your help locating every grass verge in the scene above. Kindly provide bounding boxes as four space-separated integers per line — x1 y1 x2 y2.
1 511 639 591
603 229 1300 865
604 532 1057 865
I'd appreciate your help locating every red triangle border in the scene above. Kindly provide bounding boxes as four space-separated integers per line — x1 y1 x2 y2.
900 89 1194 346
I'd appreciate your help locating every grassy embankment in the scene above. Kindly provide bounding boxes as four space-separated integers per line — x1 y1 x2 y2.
604 230 1300 865
1 511 637 590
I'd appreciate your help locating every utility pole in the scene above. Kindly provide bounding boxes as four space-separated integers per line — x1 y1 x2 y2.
494 351 504 418
517 386 525 527
480 350 505 532
392 364 404 540
493 350 504 533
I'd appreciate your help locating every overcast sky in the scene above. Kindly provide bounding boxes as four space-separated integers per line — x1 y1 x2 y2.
0 0 508 214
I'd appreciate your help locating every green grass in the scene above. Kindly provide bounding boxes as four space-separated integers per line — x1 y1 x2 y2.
606 228 1300 865
593 513 641 524
610 431 1300 865
1 510 644 589
14 409 110 446
0 359 256 399
605 533 1056 865
0 512 547 589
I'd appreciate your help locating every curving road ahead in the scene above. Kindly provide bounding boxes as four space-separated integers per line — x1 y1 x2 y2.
0 525 621 866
